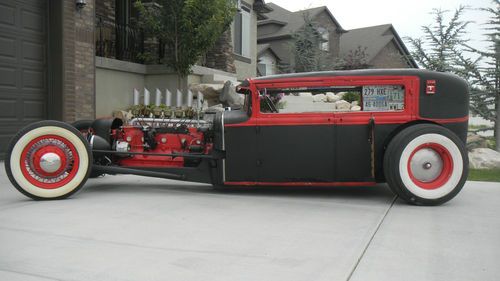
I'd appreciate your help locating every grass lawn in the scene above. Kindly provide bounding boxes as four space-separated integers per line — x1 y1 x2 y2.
468 169 500 182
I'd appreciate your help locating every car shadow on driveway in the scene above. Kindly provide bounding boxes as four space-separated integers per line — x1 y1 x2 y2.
82 176 396 204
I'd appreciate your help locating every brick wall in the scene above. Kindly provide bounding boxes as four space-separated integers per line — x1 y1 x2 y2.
62 0 96 122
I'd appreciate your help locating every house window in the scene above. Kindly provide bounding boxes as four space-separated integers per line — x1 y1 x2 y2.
257 53 276 76
234 4 251 58
317 27 329 51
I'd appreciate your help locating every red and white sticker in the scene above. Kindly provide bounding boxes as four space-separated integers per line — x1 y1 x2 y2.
426 80 436 95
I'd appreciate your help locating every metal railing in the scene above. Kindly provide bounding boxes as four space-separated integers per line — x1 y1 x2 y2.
95 16 145 63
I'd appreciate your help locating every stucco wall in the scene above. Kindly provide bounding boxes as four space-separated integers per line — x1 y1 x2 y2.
96 66 144 118
233 0 258 81
258 50 278 75
370 40 410 68
95 57 236 117
266 38 293 71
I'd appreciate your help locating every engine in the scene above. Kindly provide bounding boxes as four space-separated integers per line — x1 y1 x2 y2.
101 117 215 168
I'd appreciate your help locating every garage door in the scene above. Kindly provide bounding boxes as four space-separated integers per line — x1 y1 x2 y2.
0 0 47 159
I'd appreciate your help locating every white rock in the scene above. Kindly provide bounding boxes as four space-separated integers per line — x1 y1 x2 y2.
205 104 225 112
313 94 327 102
298 92 312 97
219 80 243 107
351 100 359 106
336 92 347 99
326 92 340 102
190 83 224 106
351 105 361 111
469 148 500 169
335 100 351 111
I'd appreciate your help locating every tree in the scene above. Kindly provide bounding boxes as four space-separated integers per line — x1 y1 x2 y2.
405 6 471 72
335 46 371 70
135 0 236 78
289 13 333 73
406 5 500 151
457 0 500 151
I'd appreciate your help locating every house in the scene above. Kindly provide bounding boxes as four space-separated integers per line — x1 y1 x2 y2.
339 24 418 69
256 3 417 74
257 3 346 74
0 0 269 159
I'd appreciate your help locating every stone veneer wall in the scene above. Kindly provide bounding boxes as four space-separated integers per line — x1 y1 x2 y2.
204 30 237 74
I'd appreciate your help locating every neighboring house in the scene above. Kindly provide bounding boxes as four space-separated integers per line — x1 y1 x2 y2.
257 3 346 74
0 0 269 159
257 44 281 76
256 3 417 75
339 24 418 69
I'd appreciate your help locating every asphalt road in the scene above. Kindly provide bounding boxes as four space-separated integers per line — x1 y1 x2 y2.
0 167 499 281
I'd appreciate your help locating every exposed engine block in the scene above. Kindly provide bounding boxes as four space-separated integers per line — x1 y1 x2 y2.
101 117 215 168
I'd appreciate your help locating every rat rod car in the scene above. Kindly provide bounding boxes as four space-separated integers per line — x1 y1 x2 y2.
4 69 469 205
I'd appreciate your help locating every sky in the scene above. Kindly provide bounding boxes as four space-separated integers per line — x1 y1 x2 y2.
267 0 493 52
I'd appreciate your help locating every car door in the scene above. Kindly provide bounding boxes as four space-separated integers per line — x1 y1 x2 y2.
254 84 337 183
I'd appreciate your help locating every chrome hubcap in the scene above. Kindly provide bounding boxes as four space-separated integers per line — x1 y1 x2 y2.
410 148 443 182
39 152 62 173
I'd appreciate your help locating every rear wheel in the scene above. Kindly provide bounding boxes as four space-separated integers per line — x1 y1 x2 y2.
5 121 92 200
384 124 468 206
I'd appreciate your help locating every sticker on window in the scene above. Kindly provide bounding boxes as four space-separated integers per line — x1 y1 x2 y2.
362 85 404 111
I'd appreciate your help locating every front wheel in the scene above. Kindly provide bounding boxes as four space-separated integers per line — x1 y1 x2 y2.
384 124 468 206
5 120 92 200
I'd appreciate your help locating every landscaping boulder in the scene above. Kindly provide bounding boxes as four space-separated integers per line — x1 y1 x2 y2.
336 92 346 99
326 92 340 103
335 100 351 111
351 105 361 111
219 80 244 108
467 133 488 151
205 104 225 113
469 148 500 169
313 94 327 102
190 83 224 106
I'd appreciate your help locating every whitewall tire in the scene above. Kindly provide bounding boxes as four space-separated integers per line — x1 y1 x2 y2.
384 124 468 206
5 121 92 200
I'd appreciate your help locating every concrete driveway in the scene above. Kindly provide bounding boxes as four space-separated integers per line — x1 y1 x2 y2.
0 166 499 281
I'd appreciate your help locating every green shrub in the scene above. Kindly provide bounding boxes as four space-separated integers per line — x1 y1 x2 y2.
342 92 360 103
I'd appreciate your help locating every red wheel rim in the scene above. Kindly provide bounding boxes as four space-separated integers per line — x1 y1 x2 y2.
20 135 80 189
407 143 453 190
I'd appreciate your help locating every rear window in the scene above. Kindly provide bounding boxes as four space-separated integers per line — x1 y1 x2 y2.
259 85 405 114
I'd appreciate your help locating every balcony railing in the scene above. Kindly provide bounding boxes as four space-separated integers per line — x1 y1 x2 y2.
95 16 144 63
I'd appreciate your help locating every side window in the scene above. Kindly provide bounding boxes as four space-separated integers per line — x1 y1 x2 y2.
259 85 405 114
